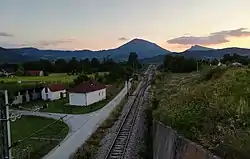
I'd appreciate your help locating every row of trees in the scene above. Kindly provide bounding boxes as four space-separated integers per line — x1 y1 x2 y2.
161 55 197 73
221 53 249 65
22 57 117 74
1 52 142 76
160 53 250 73
71 52 141 85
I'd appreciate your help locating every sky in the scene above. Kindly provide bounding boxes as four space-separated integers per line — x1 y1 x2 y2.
0 0 250 52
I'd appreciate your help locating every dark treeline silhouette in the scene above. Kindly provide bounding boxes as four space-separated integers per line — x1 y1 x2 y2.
1 52 142 85
161 55 197 73
159 53 250 73
221 53 249 65
0 57 128 75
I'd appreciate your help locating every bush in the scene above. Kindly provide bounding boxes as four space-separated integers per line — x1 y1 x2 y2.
73 74 90 85
200 66 227 81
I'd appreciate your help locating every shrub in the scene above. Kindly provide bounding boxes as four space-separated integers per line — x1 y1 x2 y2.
200 66 227 81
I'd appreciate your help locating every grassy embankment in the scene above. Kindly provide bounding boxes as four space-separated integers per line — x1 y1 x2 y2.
152 66 250 159
11 116 68 159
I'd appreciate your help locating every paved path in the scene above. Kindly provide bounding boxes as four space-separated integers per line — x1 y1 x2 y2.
13 81 131 159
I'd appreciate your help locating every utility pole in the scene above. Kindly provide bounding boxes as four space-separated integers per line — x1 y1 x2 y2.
0 90 12 159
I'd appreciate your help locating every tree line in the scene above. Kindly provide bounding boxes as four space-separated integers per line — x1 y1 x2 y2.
159 53 250 73
1 52 142 85
1 52 141 75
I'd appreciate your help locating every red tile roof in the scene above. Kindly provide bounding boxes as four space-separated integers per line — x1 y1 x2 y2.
68 81 106 93
26 70 42 75
47 84 65 92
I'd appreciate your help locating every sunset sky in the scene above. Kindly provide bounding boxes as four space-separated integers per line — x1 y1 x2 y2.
0 0 250 52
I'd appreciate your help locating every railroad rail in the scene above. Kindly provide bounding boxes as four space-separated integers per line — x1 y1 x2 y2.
104 66 154 159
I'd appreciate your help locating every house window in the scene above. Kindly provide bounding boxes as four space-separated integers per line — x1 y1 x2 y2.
99 92 100 96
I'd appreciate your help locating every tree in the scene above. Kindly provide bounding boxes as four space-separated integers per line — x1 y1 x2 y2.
73 74 90 86
163 55 196 73
90 58 100 72
68 57 79 74
79 58 91 73
39 59 54 73
54 59 68 73
127 52 141 72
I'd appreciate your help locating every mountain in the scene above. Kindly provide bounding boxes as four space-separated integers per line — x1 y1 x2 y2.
2 39 250 64
141 47 250 64
186 45 214 51
1 38 171 63
182 47 250 59
0 47 29 63
110 38 171 60
141 55 167 64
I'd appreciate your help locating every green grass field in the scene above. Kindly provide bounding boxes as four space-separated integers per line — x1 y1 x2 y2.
11 116 69 159
0 74 77 84
0 72 109 84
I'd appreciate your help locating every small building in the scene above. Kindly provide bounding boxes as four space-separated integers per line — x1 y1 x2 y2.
68 81 106 106
41 84 66 101
26 70 44 76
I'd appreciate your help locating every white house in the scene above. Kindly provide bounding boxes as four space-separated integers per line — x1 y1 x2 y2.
68 81 106 106
41 84 66 101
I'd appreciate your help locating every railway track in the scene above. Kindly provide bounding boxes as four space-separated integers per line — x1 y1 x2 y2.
104 66 154 159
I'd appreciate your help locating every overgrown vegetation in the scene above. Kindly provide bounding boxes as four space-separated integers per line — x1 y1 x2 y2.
139 106 153 159
161 55 197 73
152 66 250 159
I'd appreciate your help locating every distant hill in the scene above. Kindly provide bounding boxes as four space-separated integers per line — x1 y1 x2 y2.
141 47 250 64
186 45 214 51
2 39 250 64
0 47 29 63
182 47 250 59
112 38 171 60
1 38 171 63
141 55 166 64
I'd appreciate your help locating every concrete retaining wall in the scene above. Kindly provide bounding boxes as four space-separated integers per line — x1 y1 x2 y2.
153 121 220 159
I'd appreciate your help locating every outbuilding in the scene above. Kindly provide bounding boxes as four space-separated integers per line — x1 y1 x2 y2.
41 84 66 101
68 81 106 106
26 70 44 76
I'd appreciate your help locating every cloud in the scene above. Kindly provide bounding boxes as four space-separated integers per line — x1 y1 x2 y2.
0 32 13 37
118 37 129 41
37 38 79 47
167 28 250 45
